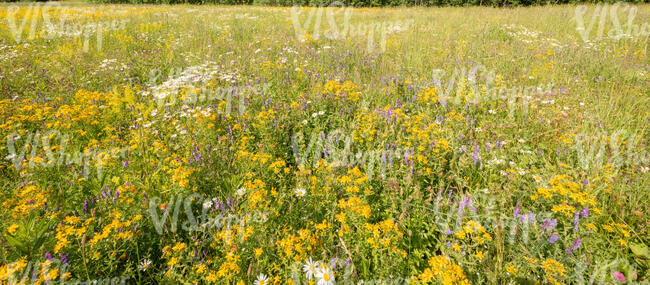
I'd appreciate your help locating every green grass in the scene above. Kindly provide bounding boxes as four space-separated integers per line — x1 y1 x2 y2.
0 2 648 284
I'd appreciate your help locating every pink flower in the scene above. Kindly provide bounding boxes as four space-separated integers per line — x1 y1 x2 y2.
613 271 626 282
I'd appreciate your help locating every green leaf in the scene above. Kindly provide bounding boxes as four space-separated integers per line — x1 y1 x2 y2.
630 242 650 259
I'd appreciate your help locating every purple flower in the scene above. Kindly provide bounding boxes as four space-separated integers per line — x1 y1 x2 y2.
44 252 53 260
60 254 68 264
513 202 521 217
566 238 582 255
573 212 580 232
548 234 559 244
581 207 589 218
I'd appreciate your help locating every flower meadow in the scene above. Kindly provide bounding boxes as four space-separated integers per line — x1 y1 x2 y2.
0 2 649 284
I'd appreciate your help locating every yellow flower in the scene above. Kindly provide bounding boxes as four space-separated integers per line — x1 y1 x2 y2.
7 224 19 235
255 248 263 258
168 257 178 267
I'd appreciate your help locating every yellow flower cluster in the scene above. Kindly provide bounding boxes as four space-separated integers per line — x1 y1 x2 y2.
417 255 470 285
323 80 362 102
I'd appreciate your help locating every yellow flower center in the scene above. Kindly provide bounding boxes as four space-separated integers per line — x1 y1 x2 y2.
310 265 314 271
323 273 330 281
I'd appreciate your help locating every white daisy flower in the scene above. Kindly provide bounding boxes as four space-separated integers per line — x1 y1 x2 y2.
254 273 269 285
318 111 325 115
140 259 152 271
488 109 496 114
302 120 308 125
295 187 306 197
640 166 649 173
303 257 320 280
312 113 318 118
202 200 213 209
315 266 335 285
236 187 246 196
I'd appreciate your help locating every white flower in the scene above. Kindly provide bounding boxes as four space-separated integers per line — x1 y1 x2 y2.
295 187 306 197
312 113 318 118
323 46 331 49
315 266 335 285
140 259 152 271
236 187 246 196
533 175 543 182
488 158 504 166
150 109 159 117
302 120 308 125
202 200 213 209
518 139 526 143
488 109 496 114
254 274 269 285
303 257 320 280
481 188 489 194
640 167 649 173
318 110 325 115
